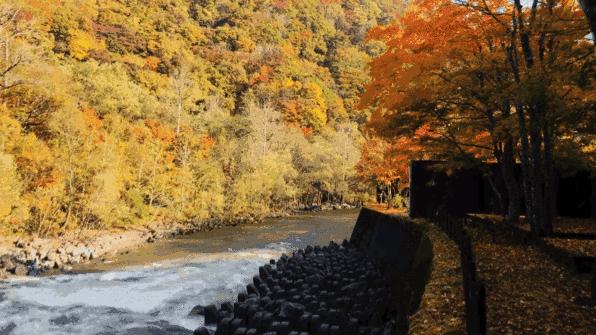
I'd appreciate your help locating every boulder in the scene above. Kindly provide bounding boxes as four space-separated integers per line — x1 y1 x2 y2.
25 247 37 262
0 255 15 271
13 264 28 276
14 238 26 248
193 327 210 335
46 251 58 262
189 305 205 316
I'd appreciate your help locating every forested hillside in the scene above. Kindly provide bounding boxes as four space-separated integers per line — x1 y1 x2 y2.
0 0 403 235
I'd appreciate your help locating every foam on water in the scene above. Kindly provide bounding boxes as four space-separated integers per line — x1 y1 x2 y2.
0 244 289 335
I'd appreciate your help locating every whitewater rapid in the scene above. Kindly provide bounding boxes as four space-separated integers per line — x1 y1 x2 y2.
0 244 290 335
0 210 359 334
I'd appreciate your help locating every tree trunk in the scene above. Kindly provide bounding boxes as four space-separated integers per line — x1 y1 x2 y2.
501 102 521 224
543 121 556 234
387 183 393 209
578 0 596 39
176 101 182 135
501 136 521 224
529 107 547 236
516 102 535 230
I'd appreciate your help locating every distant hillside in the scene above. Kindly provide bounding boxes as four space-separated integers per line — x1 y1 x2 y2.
0 0 404 235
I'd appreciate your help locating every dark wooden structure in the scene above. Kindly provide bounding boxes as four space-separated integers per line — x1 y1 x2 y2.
409 160 595 219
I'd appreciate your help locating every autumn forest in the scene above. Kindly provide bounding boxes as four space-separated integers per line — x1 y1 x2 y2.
0 0 594 238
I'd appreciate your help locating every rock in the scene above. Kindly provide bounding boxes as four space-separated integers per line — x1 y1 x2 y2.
78 247 92 260
221 302 234 313
193 327 210 335
37 246 49 259
189 305 205 316
14 238 25 248
0 268 8 279
65 245 75 256
306 274 323 284
50 314 80 326
0 255 15 271
70 254 81 264
41 260 54 270
25 247 37 262
13 252 26 265
13 264 27 276
59 253 69 265
279 302 305 321
340 281 367 294
204 304 218 324
46 251 58 262
0 322 17 335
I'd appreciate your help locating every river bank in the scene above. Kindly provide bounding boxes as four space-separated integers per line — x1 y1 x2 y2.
0 204 358 279
0 210 359 334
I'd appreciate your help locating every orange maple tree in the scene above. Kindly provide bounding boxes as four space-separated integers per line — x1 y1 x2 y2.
359 0 593 230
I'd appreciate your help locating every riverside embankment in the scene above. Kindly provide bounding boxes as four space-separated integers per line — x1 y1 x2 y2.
192 208 433 335
0 210 359 334
0 205 356 278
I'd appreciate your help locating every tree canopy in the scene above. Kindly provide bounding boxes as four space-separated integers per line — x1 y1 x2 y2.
359 0 594 233
0 0 406 235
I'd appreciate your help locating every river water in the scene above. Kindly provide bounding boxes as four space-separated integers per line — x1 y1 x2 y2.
0 210 358 335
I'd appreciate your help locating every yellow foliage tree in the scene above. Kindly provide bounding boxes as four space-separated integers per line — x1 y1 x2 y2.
68 30 97 60
0 152 24 223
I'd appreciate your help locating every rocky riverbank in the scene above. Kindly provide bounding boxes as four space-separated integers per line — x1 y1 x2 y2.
0 204 358 279
0 216 275 279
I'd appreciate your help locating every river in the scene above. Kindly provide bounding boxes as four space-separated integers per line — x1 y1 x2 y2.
0 210 359 335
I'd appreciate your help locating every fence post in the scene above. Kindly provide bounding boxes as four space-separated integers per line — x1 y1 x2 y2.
431 214 487 335
592 260 596 304
476 282 487 335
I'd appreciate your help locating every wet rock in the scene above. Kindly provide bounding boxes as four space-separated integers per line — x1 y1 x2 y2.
126 325 192 335
204 304 219 324
189 305 206 316
50 314 80 326
221 302 234 313
199 239 410 335
193 327 211 335
0 322 16 335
